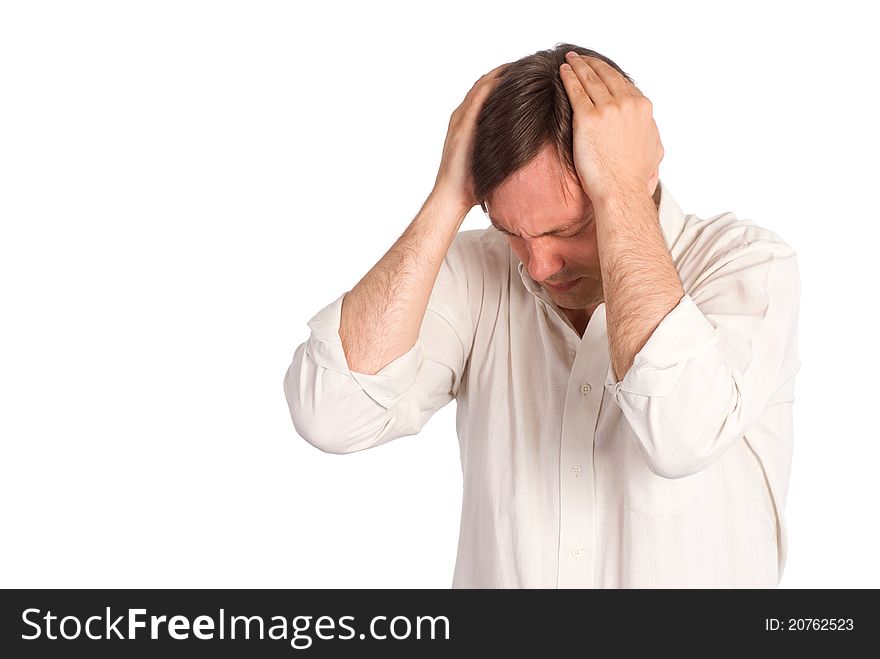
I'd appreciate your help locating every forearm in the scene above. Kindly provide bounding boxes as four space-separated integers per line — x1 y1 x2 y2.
595 190 685 381
338 191 468 375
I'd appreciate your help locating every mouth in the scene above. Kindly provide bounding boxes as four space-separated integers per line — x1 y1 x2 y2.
544 278 579 291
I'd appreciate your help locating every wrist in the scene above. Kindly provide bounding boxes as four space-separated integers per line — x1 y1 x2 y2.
592 185 655 217
426 188 472 226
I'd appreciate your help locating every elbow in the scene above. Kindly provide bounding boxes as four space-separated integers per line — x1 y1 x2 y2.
285 392 361 455
634 407 739 479
640 443 712 480
282 357 360 455
282 354 395 455
296 424 361 455
630 406 732 479
622 380 742 480
287 395 354 455
290 408 392 456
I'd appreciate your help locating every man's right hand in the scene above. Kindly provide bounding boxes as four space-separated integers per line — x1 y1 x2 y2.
431 62 510 215
335 61 510 377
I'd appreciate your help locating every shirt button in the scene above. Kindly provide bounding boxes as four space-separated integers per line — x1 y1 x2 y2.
570 546 584 558
570 465 582 478
580 383 592 395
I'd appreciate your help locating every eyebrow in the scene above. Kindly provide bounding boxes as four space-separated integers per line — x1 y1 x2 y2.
489 217 586 237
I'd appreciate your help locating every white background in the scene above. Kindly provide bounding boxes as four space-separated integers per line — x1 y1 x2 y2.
1 0 877 588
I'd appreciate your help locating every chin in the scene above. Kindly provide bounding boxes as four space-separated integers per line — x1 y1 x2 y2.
554 283 603 308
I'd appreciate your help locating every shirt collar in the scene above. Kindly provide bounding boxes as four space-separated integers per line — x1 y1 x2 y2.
517 178 686 299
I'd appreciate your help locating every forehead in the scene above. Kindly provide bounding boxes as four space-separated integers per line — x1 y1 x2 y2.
486 145 591 233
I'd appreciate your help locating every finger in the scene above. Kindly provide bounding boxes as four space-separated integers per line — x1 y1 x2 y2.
582 56 647 99
559 61 593 110
467 62 510 100
486 62 510 77
564 51 613 105
576 55 632 98
475 62 510 88
459 62 511 122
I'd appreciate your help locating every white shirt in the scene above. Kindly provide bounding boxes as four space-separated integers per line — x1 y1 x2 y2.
284 180 800 588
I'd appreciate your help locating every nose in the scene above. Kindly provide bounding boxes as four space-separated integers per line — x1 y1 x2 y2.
526 240 564 283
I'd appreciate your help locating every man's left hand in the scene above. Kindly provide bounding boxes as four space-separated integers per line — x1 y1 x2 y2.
559 51 663 204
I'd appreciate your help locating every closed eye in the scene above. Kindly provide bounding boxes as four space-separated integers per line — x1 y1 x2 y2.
563 223 589 237
491 217 591 239
563 218 593 237
495 226 585 239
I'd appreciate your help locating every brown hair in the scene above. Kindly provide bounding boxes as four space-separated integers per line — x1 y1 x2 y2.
471 42 635 213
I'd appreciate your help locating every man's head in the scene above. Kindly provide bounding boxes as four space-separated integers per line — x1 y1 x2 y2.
471 43 655 310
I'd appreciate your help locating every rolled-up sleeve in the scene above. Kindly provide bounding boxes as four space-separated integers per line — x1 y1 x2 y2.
604 240 800 479
283 234 478 454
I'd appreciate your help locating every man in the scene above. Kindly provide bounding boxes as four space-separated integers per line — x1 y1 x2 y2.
283 43 800 588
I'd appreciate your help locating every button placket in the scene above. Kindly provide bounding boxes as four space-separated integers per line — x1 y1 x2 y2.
557 305 609 589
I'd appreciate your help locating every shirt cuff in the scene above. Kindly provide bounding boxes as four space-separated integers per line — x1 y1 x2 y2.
604 293 717 398
304 291 424 409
